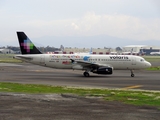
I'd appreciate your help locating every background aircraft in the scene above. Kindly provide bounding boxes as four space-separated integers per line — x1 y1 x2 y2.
150 51 160 55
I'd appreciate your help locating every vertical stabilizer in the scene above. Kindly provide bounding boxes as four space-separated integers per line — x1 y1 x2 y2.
89 48 92 54
17 32 42 54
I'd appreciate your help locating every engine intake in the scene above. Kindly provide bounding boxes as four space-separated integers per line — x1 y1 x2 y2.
92 67 113 74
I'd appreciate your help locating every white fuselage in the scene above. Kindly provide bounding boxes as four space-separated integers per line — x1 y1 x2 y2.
15 54 151 70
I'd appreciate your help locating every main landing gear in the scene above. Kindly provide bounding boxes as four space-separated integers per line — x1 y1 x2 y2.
83 71 90 77
130 70 135 77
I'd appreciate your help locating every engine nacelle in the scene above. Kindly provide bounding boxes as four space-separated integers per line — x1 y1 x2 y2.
92 67 113 75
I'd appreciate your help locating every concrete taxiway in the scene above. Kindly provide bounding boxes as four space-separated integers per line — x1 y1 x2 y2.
0 63 160 120
0 63 160 91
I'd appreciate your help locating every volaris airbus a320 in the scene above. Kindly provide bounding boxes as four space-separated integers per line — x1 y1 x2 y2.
15 32 151 77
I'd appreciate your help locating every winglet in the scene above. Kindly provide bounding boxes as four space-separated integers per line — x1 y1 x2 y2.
17 32 42 54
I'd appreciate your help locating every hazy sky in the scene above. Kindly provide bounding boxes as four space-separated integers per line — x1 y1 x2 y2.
0 0 160 48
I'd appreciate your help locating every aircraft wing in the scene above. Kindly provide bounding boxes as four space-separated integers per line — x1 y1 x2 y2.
70 59 112 68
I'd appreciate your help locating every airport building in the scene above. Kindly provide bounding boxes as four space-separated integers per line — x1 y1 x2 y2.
123 45 160 55
46 45 160 55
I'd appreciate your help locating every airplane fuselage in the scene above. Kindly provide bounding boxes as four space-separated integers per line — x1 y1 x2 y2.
15 54 151 70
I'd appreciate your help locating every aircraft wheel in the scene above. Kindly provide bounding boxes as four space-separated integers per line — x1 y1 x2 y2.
131 74 135 77
83 72 90 77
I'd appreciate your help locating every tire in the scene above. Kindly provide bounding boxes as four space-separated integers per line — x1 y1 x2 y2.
83 72 90 77
131 74 135 77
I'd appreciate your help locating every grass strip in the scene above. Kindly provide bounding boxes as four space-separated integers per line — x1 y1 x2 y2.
0 82 160 107
146 66 160 71
143 56 160 62
0 54 22 63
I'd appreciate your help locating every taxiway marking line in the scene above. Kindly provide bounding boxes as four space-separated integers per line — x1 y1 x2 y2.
121 85 143 90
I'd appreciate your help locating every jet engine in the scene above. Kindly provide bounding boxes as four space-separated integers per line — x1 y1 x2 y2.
92 67 113 74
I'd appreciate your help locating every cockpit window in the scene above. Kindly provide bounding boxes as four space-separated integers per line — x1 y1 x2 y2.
140 59 144 62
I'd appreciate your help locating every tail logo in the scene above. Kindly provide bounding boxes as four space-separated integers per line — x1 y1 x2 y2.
21 38 34 53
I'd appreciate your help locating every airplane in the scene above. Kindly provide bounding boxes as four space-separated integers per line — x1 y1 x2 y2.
150 51 160 55
14 32 151 77
122 48 143 55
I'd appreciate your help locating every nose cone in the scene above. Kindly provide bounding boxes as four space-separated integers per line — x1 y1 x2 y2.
145 61 151 68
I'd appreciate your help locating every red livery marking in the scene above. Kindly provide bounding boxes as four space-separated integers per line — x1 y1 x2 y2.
62 61 71 65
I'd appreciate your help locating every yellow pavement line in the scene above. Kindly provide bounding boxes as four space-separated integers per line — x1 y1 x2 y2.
121 85 143 90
